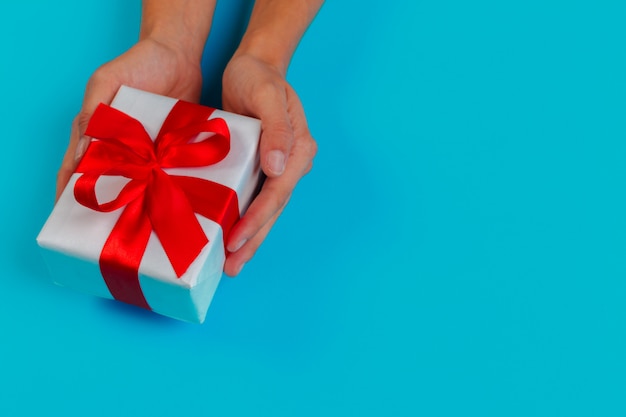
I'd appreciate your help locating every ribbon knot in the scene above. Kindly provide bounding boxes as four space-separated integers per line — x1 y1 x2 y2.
73 100 241 310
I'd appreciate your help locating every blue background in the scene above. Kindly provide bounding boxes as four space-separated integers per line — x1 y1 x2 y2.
2 1 626 415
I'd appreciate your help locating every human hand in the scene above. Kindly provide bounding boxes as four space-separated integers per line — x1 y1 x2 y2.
221 52 317 276
55 38 204 200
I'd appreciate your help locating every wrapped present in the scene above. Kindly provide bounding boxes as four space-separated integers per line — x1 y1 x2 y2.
37 86 262 323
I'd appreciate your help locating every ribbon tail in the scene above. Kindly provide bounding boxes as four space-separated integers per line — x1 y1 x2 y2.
147 170 209 277
100 198 152 310
172 175 241 246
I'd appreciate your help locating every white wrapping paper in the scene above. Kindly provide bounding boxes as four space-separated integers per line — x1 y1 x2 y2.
37 86 261 323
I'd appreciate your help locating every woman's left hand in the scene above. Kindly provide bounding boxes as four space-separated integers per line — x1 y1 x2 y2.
221 52 317 276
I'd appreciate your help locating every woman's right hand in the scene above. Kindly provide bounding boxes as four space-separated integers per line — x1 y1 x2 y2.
55 37 205 201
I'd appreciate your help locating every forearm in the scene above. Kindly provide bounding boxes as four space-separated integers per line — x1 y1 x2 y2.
235 0 324 75
139 0 217 64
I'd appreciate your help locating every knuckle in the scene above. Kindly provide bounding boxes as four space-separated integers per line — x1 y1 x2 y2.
297 135 317 159
76 111 92 133
303 160 314 176
269 191 289 212
306 136 318 158
263 119 293 144
299 136 317 176
265 185 290 211
266 120 292 135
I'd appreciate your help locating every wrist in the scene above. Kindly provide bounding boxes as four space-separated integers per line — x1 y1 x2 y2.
234 32 291 77
233 0 324 77
140 32 204 69
139 0 216 66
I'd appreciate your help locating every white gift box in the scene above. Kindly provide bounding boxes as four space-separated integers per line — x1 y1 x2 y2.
37 86 261 323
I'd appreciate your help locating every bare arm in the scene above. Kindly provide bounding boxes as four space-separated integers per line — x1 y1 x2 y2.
56 0 217 199
237 0 325 75
140 0 216 63
222 0 324 275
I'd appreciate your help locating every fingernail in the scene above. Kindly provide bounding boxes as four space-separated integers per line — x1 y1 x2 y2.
228 238 247 253
74 136 90 161
235 262 245 276
266 150 285 175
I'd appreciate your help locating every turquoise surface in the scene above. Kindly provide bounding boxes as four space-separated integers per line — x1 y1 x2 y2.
3 1 626 415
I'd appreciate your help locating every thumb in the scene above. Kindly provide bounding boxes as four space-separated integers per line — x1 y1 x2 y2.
256 86 294 178
75 76 121 158
55 75 120 201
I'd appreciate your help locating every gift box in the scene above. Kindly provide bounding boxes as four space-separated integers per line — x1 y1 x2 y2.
37 86 262 323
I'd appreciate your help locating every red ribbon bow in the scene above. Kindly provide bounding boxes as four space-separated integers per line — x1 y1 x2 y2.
74 100 240 310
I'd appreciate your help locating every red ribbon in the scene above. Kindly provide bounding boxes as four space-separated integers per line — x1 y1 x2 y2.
74 100 240 310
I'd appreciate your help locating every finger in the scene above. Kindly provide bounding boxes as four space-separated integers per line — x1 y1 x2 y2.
284 85 311 142
78 69 121 137
226 129 316 251
225 175 291 252
254 83 294 178
55 117 81 201
55 71 121 201
284 87 318 176
223 204 284 277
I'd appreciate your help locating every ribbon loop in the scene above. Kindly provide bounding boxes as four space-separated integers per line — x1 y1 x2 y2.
74 98 241 309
